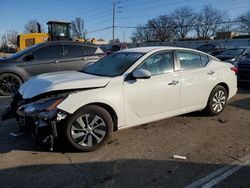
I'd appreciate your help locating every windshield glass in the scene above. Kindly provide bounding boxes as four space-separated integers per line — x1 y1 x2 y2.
82 52 144 77
220 48 244 56
197 45 215 52
10 44 41 59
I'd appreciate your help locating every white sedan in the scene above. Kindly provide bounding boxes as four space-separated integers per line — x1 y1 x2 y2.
4 47 237 151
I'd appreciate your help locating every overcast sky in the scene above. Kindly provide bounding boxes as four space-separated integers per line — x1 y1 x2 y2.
0 0 249 42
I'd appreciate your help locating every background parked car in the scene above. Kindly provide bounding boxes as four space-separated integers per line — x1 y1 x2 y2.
0 41 105 96
215 47 250 64
197 43 229 56
106 43 128 55
236 53 250 84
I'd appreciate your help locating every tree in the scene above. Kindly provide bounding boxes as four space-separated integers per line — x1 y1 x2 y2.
171 6 196 39
7 30 18 45
148 15 175 41
24 19 44 33
237 11 250 35
132 24 155 43
194 5 228 38
71 17 86 39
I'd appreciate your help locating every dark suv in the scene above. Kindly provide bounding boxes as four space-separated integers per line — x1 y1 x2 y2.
0 41 105 95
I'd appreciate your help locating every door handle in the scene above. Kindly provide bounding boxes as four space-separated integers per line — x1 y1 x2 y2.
168 80 179 85
207 71 215 75
51 60 59 64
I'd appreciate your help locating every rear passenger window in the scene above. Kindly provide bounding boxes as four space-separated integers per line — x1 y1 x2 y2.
200 54 210 66
64 45 83 58
177 51 202 70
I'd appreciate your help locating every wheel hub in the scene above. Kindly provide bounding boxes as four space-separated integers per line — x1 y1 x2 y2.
71 114 107 147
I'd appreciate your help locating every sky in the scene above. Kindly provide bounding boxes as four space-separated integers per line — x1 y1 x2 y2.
0 0 249 43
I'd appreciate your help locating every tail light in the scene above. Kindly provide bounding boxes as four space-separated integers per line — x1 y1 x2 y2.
230 67 238 75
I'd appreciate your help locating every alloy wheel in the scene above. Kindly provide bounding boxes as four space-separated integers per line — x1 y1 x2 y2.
212 90 226 113
70 114 107 147
0 75 22 95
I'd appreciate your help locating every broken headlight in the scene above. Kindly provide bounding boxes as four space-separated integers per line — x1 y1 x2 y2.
17 96 67 117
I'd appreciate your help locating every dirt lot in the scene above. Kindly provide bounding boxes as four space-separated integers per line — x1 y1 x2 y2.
0 87 250 188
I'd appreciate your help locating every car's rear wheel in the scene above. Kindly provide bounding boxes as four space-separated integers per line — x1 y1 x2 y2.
0 73 23 96
204 85 228 116
64 105 113 152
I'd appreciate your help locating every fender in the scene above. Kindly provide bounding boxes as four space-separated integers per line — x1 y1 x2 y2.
0 64 29 81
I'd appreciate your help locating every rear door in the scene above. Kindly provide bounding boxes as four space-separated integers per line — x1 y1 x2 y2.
22 44 62 77
175 50 217 111
59 44 86 71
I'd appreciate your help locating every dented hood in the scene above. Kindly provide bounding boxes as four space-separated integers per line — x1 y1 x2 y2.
19 71 110 99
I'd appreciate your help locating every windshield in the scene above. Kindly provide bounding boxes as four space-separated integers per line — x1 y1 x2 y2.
197 45 215 52
10 44 41 59
220 48 244 56
82 52 144 77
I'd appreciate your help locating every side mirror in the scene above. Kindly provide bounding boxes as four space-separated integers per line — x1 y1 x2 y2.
132 68 151 79
23 54 34 61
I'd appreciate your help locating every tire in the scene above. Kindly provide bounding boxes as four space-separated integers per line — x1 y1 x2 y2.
64 105 113 152
0 73 23 96
204 85 228 116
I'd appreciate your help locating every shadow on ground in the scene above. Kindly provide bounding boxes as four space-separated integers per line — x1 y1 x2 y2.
0 159 249 188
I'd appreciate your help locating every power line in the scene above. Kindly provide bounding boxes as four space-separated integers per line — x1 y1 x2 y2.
86 26 112 34
119 0 190 14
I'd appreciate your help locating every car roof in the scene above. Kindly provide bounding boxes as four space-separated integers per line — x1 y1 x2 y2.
41 41 99 47
121 46 200 53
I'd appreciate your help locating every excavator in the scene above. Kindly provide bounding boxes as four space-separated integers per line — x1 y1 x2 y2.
16 20 96 51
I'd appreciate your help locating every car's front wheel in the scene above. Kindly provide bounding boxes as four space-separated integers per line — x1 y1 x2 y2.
64 105 113 152
0 73 23 96
204 85 228 116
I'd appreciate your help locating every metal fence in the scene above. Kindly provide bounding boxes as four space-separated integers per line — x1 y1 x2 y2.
127 38 250 49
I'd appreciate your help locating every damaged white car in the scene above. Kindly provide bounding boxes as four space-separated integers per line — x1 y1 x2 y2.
2 47 237 151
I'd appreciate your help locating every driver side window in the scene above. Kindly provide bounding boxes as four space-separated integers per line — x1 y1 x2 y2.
138 51 173 76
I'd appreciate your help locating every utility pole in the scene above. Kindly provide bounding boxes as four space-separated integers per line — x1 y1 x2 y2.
112 2 115 44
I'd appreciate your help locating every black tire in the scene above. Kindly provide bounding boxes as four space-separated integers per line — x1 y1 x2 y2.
204 85 228 116
64 105 113 152
0 73 23 96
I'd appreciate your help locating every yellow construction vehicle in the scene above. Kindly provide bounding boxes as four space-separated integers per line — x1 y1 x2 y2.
16 20 71 51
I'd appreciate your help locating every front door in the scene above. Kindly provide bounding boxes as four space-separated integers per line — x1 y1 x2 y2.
22 44 62 77
123 51 180 125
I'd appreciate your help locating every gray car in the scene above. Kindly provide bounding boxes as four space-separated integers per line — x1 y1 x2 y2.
0 41 105 95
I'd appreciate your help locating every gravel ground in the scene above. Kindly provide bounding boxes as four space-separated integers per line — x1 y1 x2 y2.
0 87 250 188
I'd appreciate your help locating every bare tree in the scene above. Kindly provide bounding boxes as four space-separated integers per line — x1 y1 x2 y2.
24 19 44 33
71 17 86 39
171 6 196 39
132 24 156 42
148 15 175 41
194 5 228 38
7 30 18 45
237 11 250 35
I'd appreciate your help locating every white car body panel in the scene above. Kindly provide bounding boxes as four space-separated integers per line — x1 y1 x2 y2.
123 72 180 125
19 71 110 99
19 47 237 130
